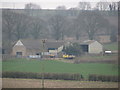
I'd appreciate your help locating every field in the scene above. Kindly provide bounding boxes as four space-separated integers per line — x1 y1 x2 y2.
2 78 118 88
104 42 118 51
2 58 118 79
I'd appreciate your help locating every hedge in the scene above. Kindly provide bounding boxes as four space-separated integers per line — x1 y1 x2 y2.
2 72 84 81
89 74 119 82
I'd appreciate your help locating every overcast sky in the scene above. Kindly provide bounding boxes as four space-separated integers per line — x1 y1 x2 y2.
0 0 119 9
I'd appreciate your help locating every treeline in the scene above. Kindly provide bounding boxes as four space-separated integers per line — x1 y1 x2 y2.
25 2 119 11
2 9 117 53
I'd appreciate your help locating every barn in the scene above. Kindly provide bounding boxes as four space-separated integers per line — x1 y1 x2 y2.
12 39 44 57
12 39 66 57
80 40 103 54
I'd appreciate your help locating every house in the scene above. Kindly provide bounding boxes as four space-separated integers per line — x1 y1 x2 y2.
12 39 67 57
80 40 103 54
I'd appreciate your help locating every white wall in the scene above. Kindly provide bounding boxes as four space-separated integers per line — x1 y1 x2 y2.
58 46 63 52
49 46 63 54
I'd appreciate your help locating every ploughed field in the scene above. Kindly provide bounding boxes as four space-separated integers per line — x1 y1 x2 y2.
2 59 118 79
2 78 118 88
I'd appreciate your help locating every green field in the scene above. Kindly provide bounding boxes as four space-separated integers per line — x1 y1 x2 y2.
2 59 118 78
104 42 118 51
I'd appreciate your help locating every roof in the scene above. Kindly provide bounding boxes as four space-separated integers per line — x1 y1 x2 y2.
14 39 65 50
46 41 65 49
20 39 43 50
80 40 96 45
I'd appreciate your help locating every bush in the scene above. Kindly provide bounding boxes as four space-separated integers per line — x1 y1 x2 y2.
63 43 83 56
89 74 118 82
2 72 84 81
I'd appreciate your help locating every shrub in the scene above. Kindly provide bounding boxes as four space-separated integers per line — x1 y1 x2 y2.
63 43 83 56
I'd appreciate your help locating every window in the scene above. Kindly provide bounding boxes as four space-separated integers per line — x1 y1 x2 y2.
16 52 22 56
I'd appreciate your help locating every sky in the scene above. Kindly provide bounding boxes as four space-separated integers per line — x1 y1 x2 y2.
0 0 119 9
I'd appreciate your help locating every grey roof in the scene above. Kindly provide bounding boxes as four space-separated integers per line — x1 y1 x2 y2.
46 41 65 49
21 39 43 50
18 39 65 50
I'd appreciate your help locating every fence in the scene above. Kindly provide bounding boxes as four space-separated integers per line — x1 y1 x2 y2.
2 54 19 61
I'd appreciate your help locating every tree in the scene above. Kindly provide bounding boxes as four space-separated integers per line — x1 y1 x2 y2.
49 14 66 40
110 26 117 42
96 1 110 11
72 14 85 40
63 43 82 56
109 2 118 11
25 3 41 9
68 8 79 16
2 10 17 53
83 11 109 40
56 5 66 10
13 13 30 40
78 2 91 10
24 3 41 16
30 18 44 39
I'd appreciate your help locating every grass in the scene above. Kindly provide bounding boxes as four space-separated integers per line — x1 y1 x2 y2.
2 58 118 79
103 42 118 51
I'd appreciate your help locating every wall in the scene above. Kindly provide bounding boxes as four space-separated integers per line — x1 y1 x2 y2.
12 45 26 56
48 46 63 55
89 41 103 54
57 46 63 52
26 49 41 56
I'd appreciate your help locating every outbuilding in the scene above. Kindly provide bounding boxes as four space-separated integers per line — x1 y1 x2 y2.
80 40 103 54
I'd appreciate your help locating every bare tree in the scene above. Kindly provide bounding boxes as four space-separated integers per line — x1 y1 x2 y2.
78 2 91 10
56 5 66 10
49 14 66 40
24 3 41 16
96 2 110 11
25 3 41 9
82 11 109 40
72 14 85 40
29 18 44 39
13 13 30 40
2 10 17 53
109 2 118 11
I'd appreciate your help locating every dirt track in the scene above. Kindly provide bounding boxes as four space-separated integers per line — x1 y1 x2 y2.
2 78 118 88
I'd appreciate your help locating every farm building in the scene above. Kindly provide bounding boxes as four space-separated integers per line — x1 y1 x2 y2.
46 41 65 56
12 39 67 57
80 40 103 54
